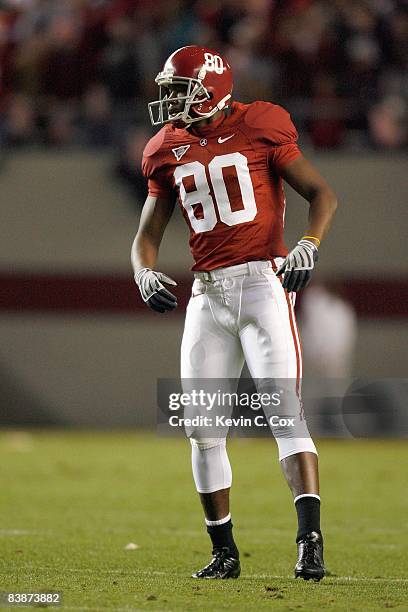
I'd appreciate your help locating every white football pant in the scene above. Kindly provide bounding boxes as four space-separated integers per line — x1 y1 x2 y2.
180 259 317 494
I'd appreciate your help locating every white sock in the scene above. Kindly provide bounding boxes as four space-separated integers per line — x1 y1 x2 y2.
205 512 231 526
294 493 321 504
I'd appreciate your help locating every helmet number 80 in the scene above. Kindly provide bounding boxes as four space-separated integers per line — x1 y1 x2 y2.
204 52 224 75
174 153 258 233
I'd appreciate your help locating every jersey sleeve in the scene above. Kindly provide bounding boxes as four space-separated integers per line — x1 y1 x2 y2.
142 157 174 198
245 101 302 172
141 130 175 198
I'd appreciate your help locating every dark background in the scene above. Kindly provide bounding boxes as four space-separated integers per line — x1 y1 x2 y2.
0 0 407 428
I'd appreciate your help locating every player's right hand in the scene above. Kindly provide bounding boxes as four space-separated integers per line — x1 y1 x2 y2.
134 268 178 313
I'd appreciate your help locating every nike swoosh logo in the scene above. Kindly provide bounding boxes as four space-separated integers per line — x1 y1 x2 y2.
218 134 235 144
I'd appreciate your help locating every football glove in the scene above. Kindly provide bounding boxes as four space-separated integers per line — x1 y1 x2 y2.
135 267 177 313
276 239 319 292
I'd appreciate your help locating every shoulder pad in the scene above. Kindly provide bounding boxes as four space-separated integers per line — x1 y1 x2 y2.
143 126 169 158
244 101 297 145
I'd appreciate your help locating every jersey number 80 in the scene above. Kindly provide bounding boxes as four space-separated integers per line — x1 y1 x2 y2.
174 153 258 233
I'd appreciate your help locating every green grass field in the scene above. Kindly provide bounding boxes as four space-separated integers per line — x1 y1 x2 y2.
0 432 407 611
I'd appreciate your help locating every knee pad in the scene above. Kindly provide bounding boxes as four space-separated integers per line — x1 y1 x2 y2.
190 437 232 493
190 437 224 451
267 406 317 461
275 436 318 462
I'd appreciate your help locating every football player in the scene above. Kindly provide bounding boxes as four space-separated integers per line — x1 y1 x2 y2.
132 46 337 580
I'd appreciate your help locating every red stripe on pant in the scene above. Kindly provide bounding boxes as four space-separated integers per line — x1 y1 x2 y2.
271 259 304 418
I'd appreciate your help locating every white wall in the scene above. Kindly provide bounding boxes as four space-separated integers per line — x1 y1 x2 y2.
0 314 406 426
1 150 407 274
0 151 407 425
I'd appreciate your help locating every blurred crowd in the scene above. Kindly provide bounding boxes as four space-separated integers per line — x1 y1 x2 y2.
0 0 407 178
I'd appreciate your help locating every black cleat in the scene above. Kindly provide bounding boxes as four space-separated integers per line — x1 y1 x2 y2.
192 547 241 579
294 531 325 582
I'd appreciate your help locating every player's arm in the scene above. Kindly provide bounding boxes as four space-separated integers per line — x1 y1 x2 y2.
131 194 178 313
277 155 338 292
281 154 337 244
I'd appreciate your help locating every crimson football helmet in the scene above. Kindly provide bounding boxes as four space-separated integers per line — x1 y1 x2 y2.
148 45 233 127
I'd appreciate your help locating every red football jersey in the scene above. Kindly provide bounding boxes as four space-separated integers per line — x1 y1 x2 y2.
142 101 301 271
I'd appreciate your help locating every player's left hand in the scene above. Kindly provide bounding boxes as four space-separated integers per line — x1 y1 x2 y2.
276 239 319 292
134 267 178 313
